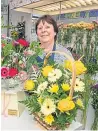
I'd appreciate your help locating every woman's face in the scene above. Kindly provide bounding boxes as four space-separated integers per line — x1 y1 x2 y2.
37 20 56 44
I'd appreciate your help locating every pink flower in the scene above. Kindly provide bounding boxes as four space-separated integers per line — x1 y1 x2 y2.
12 40 19 46
9 68 18 77
18 71 28 81
1 34 6 38
1 67 9 78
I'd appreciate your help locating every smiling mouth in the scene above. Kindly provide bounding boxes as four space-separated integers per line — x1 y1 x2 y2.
41 35 48 37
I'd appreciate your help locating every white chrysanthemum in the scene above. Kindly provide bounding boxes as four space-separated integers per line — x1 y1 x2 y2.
48 69 62 82
41 98 56 116
70 78 85 92
37 81 48 94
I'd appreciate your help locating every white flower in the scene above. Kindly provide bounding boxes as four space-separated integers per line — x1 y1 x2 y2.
48 69 62 82
70 78 85 92
41 98 56 116
37 81 48 94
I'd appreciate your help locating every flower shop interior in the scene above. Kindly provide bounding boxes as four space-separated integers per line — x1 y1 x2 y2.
1 0 98 130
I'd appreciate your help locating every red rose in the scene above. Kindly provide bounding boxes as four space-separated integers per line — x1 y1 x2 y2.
1 67 9 78
9 68 18 77
17 39 29 47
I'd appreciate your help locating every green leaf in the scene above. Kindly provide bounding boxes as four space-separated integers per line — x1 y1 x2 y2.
3 43 13 56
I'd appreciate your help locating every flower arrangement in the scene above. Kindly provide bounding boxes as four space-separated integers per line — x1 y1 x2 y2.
1 34 43 88
21 51 87 130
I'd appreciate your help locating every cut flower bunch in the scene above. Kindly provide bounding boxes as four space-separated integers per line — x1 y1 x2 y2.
1 34 43 88
21 51 87 130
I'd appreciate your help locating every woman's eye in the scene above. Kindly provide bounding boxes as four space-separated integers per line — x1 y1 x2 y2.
38 27 42 30
45 26 50 29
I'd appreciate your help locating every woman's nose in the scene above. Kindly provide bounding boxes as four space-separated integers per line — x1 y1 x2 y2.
42 27 46 32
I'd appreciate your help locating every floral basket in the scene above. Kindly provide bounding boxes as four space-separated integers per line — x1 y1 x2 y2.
22 51 87 130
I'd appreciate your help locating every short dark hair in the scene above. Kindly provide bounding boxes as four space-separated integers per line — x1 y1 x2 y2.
35 15 58 41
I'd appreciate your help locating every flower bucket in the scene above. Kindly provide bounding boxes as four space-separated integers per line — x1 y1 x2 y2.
22 51 87 130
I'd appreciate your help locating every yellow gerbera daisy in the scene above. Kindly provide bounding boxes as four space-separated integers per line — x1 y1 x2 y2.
44 115 54 125
61 83 70 91
49 84 59 93
64 60 87 75
76 98 84 108
42 66 54 77
24 80 35 90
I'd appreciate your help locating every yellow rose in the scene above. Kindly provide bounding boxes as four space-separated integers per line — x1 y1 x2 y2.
24 80 35 90
61 83 70 91
42 66 54 77
64 60 87 75
57 98 75 112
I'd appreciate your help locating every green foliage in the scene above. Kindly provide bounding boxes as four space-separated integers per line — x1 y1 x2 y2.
91 86 98 110
30 41 43 56
20 95 40 114
55 113 68 130
82 74 94 126
91 109 98 130
85 61 98 75
2 43 13 57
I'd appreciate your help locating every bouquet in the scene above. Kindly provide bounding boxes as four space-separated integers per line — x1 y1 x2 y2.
21 51 87 130
1 34 43 88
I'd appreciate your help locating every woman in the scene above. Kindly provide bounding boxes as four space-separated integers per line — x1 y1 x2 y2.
35 15 73 64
